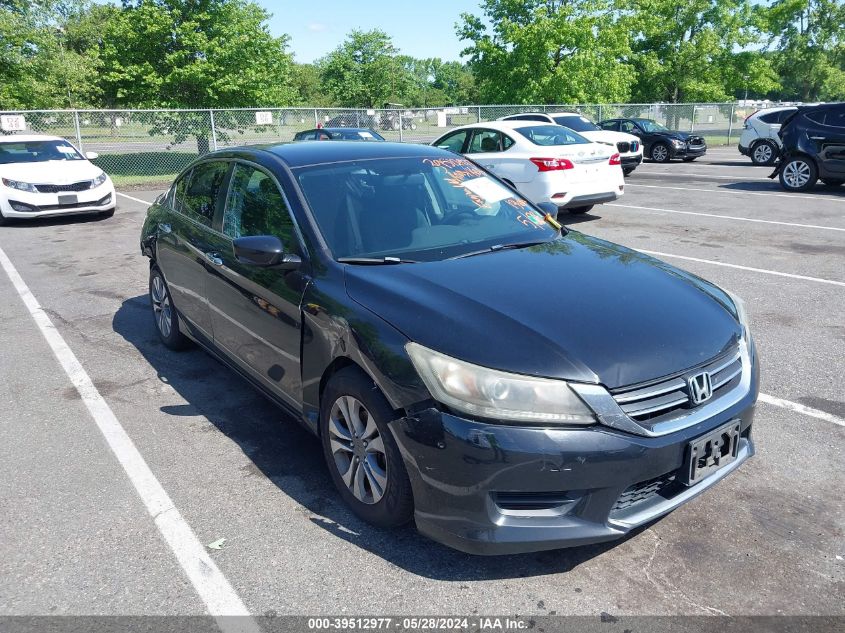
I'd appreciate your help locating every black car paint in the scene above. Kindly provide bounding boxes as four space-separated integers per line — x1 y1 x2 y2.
599 118 707 160
141 141 755 555
770 103 845 183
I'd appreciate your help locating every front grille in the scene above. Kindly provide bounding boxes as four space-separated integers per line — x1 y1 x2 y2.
630 141 639 152
611 471 681 515
35 181 92 193
616 141 630 153
688 136 705 146
610 346 742 424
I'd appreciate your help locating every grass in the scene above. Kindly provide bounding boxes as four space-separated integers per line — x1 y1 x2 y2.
92 151 196 187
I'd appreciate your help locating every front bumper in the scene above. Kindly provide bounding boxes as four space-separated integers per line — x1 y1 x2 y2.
621 154 643 171
0 184 115 219
738 144 750 157
390 349 758 555
672 143 707 158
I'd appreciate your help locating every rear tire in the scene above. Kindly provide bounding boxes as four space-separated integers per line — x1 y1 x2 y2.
149 267 190 350
320 367 414 528
750 140 778 166
650 143 671 163
779 156 818 192
569 205 593 215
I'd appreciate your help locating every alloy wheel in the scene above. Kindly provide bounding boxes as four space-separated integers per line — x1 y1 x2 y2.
150 275 172 339
783 160 811 189
328 395 388 505
753 143 773 164
651 144 668 161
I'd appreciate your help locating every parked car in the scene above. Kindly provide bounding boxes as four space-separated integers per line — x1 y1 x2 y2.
770 103 845 192
500 112 644 175
140 141 758 555
324 113 378 129
0 134 115 225
380 103 418 131
431 121 624 214
599 118 707 163
738 106 797 165
293 128 385 142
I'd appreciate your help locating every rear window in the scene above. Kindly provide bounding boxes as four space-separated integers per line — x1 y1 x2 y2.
514 125 590 146
758 111 781 124
552 115 600 132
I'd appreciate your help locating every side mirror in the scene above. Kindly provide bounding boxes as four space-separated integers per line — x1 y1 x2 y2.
232 235 301 270
85 151 99 160
536 202 559 217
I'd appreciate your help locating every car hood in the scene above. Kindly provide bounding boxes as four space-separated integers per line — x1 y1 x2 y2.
0 160 102 184
651 130 690 141
580 130 641 146
344 232 741 390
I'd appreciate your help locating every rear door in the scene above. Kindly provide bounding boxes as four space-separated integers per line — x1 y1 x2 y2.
808 108 845 177
203 161 307 408
155 160 229 339
465 129 530 183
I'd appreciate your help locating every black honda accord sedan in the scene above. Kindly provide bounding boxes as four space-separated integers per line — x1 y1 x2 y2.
140 141 758 555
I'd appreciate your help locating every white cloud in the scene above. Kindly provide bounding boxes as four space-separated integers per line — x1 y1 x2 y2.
307 23 327 32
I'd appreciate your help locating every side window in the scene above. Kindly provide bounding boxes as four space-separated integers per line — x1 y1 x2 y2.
467 129 504 153
601 120 619 131
181 161 228 227
170 169 190 213
619 120 638 134
778 109 797 124
758 111 780 124
434 130 468 153
502 134 515 150
223 165 296 251
826 110 845 128
806 111 827 125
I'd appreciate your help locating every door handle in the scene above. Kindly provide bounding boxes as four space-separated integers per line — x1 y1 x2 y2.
204 252 223 266
158 222 171 234
809 136 825 141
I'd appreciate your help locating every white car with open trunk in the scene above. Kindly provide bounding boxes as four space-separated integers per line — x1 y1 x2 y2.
431 120 624 214
0 134 115 224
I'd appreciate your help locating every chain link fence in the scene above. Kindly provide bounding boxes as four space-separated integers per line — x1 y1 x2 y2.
0 102 777 186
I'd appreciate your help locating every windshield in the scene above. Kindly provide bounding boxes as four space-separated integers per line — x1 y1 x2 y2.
514 125 590 146
295 156 558 262
553 115 600 132
635 119 669 133
0 139 84 164
330 130 385 141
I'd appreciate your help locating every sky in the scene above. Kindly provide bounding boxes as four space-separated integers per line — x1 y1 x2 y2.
260 0 484 63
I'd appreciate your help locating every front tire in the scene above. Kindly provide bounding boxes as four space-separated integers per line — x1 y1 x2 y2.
779 156 818 192
149 267 190 350
650 143 671 163
569 205 593 215
320 367 413 528
751 140 778 165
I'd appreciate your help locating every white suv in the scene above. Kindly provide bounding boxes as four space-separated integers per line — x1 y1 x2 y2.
738 106 797 165
499 112 644 175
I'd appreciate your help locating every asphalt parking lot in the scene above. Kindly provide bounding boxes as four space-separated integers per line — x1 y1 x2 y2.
0 148 843 620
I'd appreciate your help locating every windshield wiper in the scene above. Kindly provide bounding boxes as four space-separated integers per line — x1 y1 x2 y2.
449 240 550 260
337 256 418 265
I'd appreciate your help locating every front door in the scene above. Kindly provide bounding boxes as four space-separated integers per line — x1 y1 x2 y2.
204 162 307 408
809 108 845 177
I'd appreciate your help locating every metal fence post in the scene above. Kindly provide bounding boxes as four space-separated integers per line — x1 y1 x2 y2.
398 109 403 142
209 109 218 150
727 103 735 146
477 106 482 123
598 104 603 122
314 108 319 127
690 105 696 132
73 110 83 151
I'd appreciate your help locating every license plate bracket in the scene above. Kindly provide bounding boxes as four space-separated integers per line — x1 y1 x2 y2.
681 420 741 486
58 194 78 205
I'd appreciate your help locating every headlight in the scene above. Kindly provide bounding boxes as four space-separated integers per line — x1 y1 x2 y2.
725 289 750 338
406 342 596 424
672 138 685 147
92 172 107 187
1 178 38 193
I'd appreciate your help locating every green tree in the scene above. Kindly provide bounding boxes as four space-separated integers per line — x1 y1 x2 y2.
763 0 845 101
0 0 101 109
317 29 410 107
628 0 774 103
457 0 635 104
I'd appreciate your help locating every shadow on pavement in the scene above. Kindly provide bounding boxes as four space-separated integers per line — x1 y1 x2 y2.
113 294 640 581
721 181 845 198
0 212 111 228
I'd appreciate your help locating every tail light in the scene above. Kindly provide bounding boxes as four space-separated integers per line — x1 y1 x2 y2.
530 157 574 172
609 153 621 165
743 109 759 129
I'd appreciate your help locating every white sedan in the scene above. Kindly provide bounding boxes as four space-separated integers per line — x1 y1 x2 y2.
432 121 624 214
0 134 115 225
499 111 644 175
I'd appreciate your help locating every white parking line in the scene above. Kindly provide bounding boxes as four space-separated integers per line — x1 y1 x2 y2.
758 394 845 427
636 169 770 180
639 249 845 287
608 203 845 232
623 183 844 204
117 191 155 206
0 246 259 632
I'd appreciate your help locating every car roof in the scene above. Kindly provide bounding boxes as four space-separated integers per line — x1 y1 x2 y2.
0 134 68 144
545 112 582 117
209 141 447 168
301 127 379 133
448 120 561 133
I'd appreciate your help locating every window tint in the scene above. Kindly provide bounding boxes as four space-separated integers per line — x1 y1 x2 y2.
508 114 548 122
434 130 468 153
182 161 228 227
758 111 781 124
619 120 639 134
825 109 845 128
170 171 190 212
552 115 600 132
514 125 590 146
468 129 507 153
806 111 826 125
600 120 619 131
223 165 295 250
778 109 797 123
